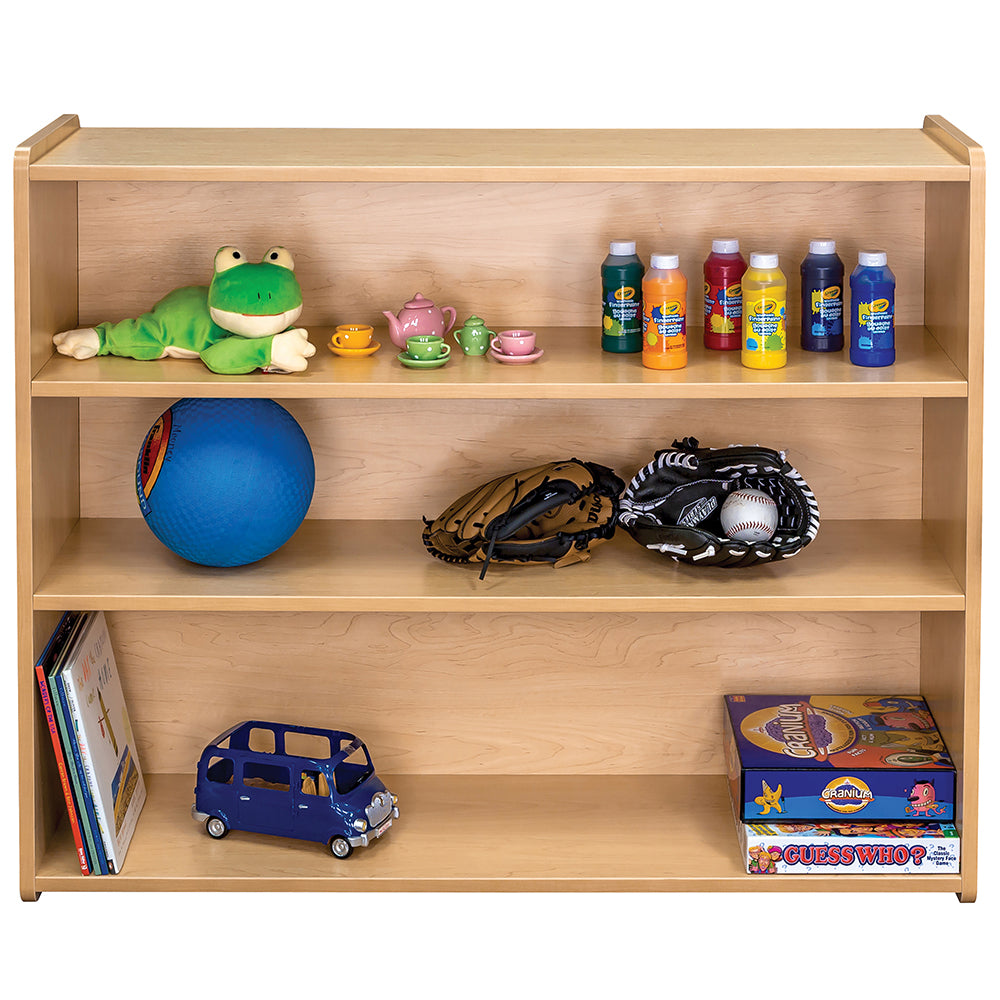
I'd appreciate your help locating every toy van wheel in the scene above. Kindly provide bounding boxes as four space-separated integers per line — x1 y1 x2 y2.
329 836 353 859
206 816 229 839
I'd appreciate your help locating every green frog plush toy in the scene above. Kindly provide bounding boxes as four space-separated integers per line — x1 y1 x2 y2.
53 246 316 374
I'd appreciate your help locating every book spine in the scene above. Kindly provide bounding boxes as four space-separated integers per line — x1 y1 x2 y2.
62 671 118 873
54 672 109 875
48 662 100 874
34 664 90 875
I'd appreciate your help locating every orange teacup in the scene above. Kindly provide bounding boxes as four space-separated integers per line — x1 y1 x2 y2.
332 324 375 350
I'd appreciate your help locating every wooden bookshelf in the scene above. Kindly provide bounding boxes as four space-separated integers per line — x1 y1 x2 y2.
15 115 983 901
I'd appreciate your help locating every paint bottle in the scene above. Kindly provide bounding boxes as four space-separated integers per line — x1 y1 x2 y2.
850 250 896 367
800 239 844 352
741 252 787 370
601 240 644 353
642 254 687 370
703 238 747 351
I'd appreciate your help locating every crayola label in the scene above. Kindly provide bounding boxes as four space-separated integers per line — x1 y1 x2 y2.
743 293 786 355
704 280 743 336
603 284 642 337
810 284 843 322
644 297 686 344
855 296 894 349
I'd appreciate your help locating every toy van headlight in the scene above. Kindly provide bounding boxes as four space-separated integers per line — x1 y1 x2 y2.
353 818 368 832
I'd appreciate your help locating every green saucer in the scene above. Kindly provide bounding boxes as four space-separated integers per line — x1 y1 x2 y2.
397 351 450 369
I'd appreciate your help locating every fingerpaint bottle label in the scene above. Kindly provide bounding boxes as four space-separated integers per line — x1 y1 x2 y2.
704 279 743 338
642 296 687 369
809 284 843 330
853 294 895 353
744 294 786 360
604 283 642 335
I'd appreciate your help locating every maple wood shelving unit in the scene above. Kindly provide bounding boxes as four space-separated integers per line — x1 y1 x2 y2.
15 115 983 900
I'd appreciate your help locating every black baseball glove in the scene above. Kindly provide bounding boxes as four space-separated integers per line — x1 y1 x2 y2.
617 437 820 567
422 459 625 578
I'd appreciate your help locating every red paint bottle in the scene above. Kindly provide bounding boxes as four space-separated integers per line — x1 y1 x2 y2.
703 238 747 351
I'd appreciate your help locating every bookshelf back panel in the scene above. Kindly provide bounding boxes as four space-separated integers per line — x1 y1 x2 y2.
79 396 923 520
109 610 921 776
75 180 926 330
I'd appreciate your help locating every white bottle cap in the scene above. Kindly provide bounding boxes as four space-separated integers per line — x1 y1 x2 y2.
809 239 837 254
712 239 740 254
609 241 636 256
750 252 779 269
651 254 679 270
858 250 887 266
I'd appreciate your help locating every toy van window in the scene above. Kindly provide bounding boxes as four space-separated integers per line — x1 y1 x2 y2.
333 744 373 795
248 727 276 753
300 770 331 796
206 755 234 784
285 730 332 759
242 760 290 792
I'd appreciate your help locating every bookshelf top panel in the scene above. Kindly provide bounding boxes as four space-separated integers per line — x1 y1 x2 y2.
28 127 970 181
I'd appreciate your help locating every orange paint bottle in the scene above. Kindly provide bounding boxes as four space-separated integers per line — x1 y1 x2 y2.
642 254 687 370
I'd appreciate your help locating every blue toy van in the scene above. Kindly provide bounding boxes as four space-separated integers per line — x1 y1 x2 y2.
192 720 398 858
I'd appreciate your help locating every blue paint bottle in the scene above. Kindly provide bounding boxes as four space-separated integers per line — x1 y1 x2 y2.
800 239 844 352
850 250 896 367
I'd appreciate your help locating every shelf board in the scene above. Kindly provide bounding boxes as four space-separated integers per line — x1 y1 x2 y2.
29 127 969 182
34 518 963 613
35 772 960 893
31 327 966 400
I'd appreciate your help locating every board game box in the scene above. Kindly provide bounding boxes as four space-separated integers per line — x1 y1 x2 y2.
724 695 955 823
738 819 960 875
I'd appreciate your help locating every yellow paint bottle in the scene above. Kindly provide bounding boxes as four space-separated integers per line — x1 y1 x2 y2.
741 252 787 370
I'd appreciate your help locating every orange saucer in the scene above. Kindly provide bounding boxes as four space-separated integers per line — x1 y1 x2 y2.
328 341 381 357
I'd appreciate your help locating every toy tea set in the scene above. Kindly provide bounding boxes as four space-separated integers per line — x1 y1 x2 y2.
381 292 544 369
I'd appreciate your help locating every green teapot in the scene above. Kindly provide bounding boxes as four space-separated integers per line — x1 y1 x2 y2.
453 315 495 356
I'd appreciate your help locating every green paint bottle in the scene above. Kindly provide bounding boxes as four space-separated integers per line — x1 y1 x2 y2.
601 240 644 353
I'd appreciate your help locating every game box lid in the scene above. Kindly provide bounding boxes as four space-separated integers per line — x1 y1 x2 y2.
725 694 953 770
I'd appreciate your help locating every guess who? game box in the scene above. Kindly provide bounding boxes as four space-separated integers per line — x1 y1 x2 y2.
724 695 955 823
739 820 960 875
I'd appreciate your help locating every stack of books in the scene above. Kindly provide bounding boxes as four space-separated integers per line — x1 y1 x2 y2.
724 694 960 875
35 611 147 875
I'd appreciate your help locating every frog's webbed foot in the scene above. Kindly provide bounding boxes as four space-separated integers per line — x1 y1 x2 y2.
53 328 100 360
265 328 316 373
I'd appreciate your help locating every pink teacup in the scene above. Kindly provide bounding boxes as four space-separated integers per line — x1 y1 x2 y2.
491 329 537 356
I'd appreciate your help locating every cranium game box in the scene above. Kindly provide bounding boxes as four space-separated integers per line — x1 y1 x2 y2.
724 695 956 823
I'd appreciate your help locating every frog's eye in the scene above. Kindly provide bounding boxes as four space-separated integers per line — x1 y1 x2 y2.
215 246 246 274
263 246 295 271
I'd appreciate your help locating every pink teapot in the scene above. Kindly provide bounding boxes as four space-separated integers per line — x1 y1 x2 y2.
383 293 457 349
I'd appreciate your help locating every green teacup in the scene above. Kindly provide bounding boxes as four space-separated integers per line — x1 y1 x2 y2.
406 334 450 361
454 316 494 356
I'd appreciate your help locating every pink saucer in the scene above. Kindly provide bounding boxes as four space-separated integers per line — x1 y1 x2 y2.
489 347 544 365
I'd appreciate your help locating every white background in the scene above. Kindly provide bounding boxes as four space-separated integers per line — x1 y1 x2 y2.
2 2 996 994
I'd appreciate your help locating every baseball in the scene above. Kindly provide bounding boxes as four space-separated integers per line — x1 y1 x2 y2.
720 488 778 543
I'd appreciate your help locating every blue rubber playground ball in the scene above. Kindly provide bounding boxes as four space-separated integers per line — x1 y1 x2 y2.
136 398 315 567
